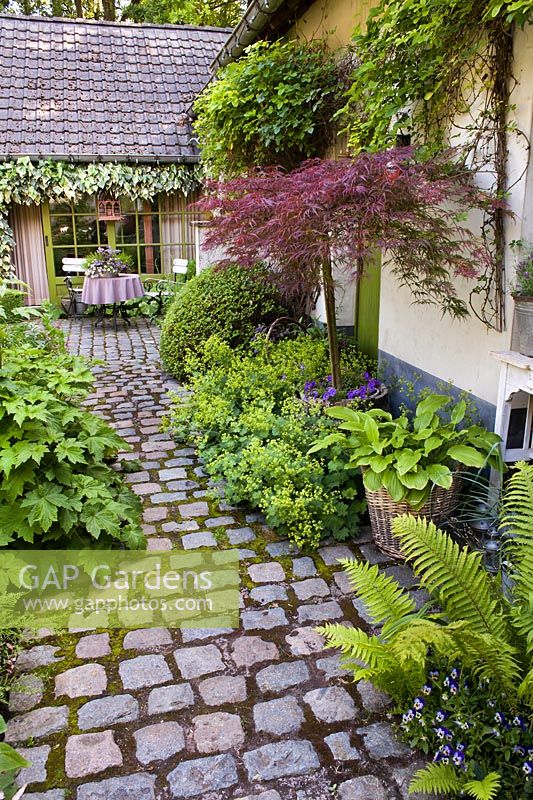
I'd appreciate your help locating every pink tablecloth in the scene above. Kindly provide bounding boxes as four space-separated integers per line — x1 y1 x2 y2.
81 274 145 305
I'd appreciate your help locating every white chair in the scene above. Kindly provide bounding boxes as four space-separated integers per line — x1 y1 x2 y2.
62 257 87 274
61 258 86 316
172 258 189 280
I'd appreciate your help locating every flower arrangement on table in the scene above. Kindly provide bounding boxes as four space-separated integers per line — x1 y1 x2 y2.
303 371 383 406
84 247 134 278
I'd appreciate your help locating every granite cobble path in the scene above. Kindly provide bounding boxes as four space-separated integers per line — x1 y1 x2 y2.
6 318 430 800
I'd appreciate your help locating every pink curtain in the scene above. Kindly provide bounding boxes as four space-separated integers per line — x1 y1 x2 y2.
10 204 50 306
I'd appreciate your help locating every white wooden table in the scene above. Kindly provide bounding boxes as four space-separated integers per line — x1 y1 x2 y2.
491 350 533 463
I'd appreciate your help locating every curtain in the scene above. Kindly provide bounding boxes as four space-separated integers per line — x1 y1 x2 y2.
10 204 49 305
159 191 200 274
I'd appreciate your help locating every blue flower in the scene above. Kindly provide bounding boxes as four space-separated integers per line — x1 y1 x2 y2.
494 711 506 725
322 387 337 402
452 750 465 767
435 726 452 741
422 684 432 696
429 670 440 681
450 667 460 680
514 745 526 757
413 697 425 711
435 710 449 723
513 715 527 730
449 680 459 695
523 761 533 778
402 709 414 724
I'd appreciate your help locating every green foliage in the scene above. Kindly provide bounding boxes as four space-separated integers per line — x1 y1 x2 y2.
194 40 344 177
0 713 29 800
0 321 144 548
167 334 367 548
341 0 532 153
0 158 201 278
0 289 23 322
321 467 533 798
121 0 241 26
160 265 285 380
310 394 503 508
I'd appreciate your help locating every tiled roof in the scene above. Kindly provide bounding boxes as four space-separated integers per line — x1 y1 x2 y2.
0 14 230 161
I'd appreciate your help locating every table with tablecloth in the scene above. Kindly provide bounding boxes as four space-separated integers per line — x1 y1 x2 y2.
81 274 145 325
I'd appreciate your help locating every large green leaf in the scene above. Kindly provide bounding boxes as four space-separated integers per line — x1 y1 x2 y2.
425 463 453 488
0 743 30 773
447 444 487 468
400 469 429 490
382 468 405 501
363 469 383 492
395 449 422 476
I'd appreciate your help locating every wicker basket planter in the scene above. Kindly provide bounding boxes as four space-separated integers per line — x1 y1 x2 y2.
364 472 463 559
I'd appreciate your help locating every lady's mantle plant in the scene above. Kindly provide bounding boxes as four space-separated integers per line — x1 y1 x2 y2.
197 148 502 388
310 394 503 509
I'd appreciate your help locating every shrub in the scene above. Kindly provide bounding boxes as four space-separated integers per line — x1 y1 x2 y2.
167 335 367 548
0 325 144 548
194 40 344 177
0 289 23 322
160 264 285 379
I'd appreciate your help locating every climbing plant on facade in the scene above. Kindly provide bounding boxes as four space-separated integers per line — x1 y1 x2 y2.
193 40 347 177
341 0 533 330
0 158 202 278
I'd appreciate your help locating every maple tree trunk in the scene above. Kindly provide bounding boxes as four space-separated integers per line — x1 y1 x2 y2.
75 0 83 16
321 257 342 390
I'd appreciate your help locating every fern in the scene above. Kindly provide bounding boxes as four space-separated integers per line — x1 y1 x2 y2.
392 515 507 640
502 462 533 605
463 773 501 800
337 558 416 632
409 763 463 795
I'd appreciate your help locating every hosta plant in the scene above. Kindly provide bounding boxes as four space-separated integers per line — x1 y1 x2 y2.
320 461 533 798
0 714 28 799
310 393 503 509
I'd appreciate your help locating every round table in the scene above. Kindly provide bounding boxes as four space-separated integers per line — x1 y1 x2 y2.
81 274 145 326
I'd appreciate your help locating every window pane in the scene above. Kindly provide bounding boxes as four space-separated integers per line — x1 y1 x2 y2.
75 196 96 214
75 216 105 246
54 248 76 275
50 216 74 247
115 215 137 245
119 246 140 273
49 200 73 214
138 214 160 245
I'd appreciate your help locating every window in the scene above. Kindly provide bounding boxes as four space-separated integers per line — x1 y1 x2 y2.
48 192 199 276
49 196 107 276
115 193 199 274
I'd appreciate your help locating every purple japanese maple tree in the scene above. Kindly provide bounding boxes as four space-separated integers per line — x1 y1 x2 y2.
197 148 501 387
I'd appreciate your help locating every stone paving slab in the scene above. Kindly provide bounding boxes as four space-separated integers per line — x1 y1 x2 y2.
5 319 422 799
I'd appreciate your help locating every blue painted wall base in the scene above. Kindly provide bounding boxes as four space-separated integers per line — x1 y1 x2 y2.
379 350 496 430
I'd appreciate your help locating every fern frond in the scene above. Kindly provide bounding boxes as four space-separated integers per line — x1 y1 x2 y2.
409 763 463 795
447 625 522 698
391 619 456 666
502 462 533 604
518 665 533 705
318 624 394 670
337 558 415 631
392 515 507 640
463 772 501 800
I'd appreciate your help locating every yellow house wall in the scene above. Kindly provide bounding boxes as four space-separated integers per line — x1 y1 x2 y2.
288 0 377 47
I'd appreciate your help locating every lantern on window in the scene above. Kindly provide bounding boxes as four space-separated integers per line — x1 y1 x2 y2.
97 196 122 221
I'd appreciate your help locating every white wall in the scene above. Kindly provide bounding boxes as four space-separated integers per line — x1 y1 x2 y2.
379 25 533 408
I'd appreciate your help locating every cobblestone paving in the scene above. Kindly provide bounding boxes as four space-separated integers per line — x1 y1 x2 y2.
7 318 429 800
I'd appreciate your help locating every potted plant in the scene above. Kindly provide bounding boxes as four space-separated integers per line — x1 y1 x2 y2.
84 247 133 278
511 247 533 356
310 394 503 557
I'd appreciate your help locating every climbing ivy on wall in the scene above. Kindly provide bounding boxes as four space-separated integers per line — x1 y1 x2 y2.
341 0 533 330
0 158 203 278
194 40 347 177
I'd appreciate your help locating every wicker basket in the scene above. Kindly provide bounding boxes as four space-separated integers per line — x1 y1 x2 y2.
365 473 463 559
